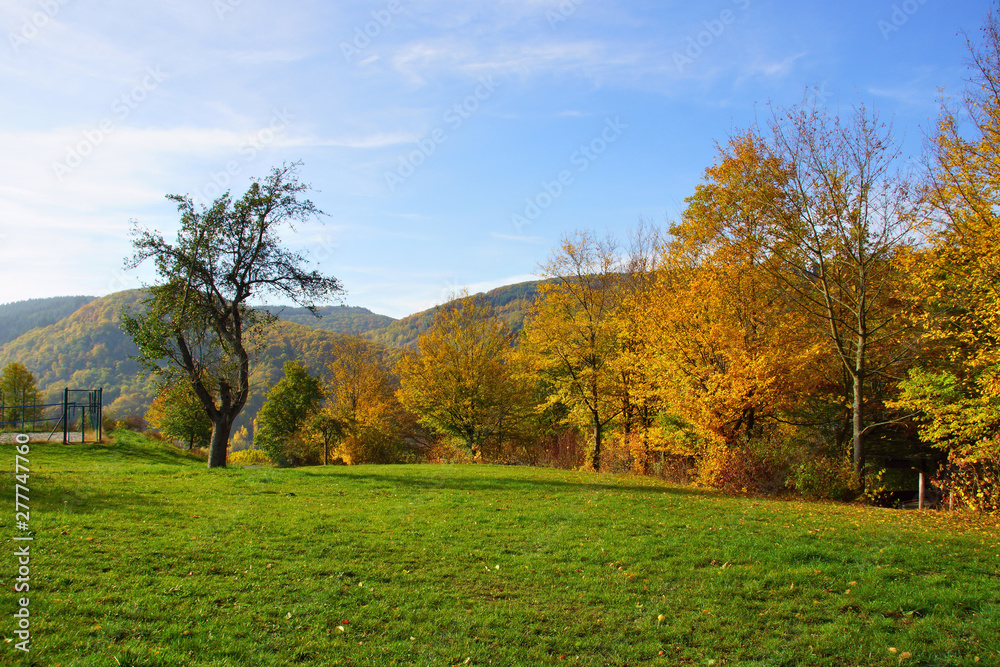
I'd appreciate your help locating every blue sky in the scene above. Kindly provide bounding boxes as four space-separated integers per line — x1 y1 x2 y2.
0 0 989 318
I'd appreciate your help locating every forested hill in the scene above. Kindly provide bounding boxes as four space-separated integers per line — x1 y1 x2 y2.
0 291 357 434
0 282 542 427
366 280 543 348
261 304 395 336
0 295 96 346
0 290 152 413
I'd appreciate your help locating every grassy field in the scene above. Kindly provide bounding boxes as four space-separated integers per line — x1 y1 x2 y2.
1 432 997 666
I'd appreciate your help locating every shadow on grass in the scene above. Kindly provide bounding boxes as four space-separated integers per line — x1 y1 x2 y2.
1 434 202 471
0 472 171 517
300 466 717 499
70 432 204 467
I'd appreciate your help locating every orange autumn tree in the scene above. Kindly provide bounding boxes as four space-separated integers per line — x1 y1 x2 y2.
314 335 412 464
634 134 818 488
703 106 920 486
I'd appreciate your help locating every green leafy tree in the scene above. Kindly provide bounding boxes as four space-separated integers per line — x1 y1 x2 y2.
254 360 325 466
120 163 343 468
145 381 213 450
0 362 42 428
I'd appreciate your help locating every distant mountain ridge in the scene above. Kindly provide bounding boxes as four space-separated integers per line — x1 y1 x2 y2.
0 291 360 435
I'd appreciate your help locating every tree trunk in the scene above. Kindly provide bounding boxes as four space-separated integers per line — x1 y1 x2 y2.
852 328 866 489
852 374 864 488
592 415 603 473
208 417 233 468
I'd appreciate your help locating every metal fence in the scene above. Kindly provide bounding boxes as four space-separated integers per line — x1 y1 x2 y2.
0 388 103 443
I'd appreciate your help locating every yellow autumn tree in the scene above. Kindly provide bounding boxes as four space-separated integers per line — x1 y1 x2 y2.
314 335 412 464
522 231 626 472
627 136 814 488
895 9 1000 511
396 293 531 460
685 107 920 486
609 222 667 474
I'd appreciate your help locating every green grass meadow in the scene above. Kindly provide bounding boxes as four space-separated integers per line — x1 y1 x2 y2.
1 432 998 666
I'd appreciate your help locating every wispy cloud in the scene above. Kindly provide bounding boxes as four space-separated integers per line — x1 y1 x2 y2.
215 49 313 65
741 52 808 79
310 131 425 149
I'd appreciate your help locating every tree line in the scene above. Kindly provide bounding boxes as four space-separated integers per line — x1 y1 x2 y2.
123 11 1000 512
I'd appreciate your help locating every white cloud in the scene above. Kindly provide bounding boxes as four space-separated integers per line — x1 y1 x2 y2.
215 49 312 65
310 130 425 149
741 52 807 79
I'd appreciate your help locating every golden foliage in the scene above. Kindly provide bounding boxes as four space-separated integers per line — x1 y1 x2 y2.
397 293 531 461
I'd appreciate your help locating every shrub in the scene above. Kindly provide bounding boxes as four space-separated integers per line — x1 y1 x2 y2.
228 448 273 466
276 433 322 467
788 456 855 501
707 443 788 495
426 437 474 464
119 415 146 432
533 430 586 470
102 414 118 432
935 450 1000 514
340 425 408 465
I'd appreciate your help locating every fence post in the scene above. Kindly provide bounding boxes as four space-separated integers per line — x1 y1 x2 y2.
63 388 68 445
98 388 103 442
918 471 925 510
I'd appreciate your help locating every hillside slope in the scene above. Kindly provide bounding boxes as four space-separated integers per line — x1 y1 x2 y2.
0 290 152 412
0 295 97 346
0 291 354 434
367 280 543 348
263 304 395 336
0 282 545 433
